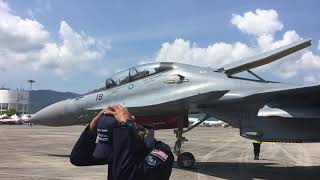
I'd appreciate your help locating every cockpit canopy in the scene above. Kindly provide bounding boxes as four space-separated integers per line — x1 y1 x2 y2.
91 62 173 93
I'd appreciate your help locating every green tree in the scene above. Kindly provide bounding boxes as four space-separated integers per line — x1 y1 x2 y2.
5 108 17 116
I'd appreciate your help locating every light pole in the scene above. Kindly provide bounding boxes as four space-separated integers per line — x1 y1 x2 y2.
27 80 35 117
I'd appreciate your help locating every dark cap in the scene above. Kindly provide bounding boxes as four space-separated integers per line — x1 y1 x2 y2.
93 115 117 159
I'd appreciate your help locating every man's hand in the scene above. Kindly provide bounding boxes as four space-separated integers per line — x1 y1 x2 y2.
89 108 106 131
103 105 132 123
89 105 132 131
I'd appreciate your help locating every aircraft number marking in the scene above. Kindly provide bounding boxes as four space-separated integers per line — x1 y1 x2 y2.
96 93 103 101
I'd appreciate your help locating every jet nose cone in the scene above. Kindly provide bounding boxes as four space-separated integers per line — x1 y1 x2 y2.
28 100 67 126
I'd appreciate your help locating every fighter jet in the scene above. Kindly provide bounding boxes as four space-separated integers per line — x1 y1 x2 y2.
29 38 318 168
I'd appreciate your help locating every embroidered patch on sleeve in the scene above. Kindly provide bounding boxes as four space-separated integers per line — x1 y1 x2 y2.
145 155 160 167
150 149 168 162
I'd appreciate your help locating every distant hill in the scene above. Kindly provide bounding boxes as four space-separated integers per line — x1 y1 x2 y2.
30 90 79 113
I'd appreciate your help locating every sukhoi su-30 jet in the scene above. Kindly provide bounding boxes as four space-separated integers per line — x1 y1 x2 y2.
30 38 319 168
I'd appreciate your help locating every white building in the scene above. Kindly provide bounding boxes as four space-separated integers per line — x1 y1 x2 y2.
0 89 29 114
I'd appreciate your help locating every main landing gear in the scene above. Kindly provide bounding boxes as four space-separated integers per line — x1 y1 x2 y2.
173 114 210 168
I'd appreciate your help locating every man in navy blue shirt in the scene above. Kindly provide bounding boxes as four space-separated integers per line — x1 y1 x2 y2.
70 105 174 180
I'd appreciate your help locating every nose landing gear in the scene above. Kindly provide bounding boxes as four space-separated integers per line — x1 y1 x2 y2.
174 125 195 168
177 152 195 168
173 114 210 168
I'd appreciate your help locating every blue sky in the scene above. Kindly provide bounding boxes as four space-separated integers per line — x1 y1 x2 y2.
1 0 320 93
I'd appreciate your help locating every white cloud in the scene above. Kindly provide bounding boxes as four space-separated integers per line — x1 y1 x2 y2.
257 30 301 51
271 50 320 83
154 31 302 71
230 9 283 36
155 38 254 68
155 9 300 68
33 21 111 75
59 21 107 61
318 40 320 50
0 0 9 12
297 51 320 69
0 1 49 52
155 8 320 84
0 1 110 76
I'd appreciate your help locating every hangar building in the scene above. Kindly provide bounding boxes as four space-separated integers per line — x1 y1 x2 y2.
0 88 29 114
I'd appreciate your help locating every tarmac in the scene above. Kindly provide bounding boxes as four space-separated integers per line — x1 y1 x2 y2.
1 125 320 180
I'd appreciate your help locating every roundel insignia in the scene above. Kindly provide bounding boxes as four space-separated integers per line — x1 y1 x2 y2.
128 84 134 90
145 155 158 166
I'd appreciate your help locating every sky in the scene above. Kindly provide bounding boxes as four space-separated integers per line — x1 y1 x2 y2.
1 0 320 93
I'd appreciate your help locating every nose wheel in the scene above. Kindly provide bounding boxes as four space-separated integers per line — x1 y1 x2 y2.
177 152 195 168
173 130 195 168
173 114 196 168
174 130 195 168
173 114 211 168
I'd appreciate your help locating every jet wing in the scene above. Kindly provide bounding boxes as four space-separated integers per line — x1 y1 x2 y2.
238 84 320 109
246 84 320 119
246 84 320 100
221 39 311 76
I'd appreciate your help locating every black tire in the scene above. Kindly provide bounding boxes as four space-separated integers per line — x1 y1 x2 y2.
177 152 195 168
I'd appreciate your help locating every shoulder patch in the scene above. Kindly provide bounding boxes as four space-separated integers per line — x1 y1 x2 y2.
150 149 168 162
145 154 160 167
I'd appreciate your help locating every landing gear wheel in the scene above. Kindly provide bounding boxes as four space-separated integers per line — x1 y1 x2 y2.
177 152 195 168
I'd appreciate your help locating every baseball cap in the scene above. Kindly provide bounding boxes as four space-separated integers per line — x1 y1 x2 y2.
93 115 117 160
